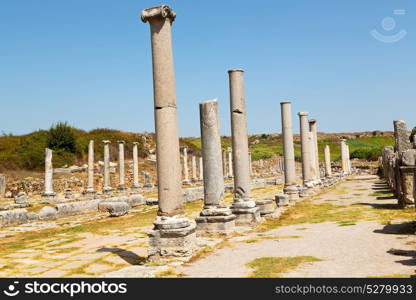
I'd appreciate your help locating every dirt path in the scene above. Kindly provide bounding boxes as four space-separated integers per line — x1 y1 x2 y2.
176 176 416 278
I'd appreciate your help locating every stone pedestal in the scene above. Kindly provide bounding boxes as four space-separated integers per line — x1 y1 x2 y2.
283 185 299 203
255 199 275 216
399 166 415 206
230 199 261 225
148 216 196 260
196 206 236 235
275 194 289 207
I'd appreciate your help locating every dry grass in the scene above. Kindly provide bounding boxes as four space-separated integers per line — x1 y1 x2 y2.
246 256 323 278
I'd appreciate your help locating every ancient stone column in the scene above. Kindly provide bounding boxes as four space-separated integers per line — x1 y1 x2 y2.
141 5 195 259
280 102 298 202
222 149 227 178
199 156 203 181
340 139 349 174
132 142 141 190
103 140 112 193
183 147 190 185
42 148 56 202
196 99 236 233
85 140 95 196
228 69 263 223
143 171 153 188
117 141 127 191
346 145 352 173
298 112 314 192
191 155 197 182
324 145 332 177
308 131 318 181
248 152 253 176
309 119 321 181
227 147 233 178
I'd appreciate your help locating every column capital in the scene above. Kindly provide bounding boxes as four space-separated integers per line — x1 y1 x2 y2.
280 101 292 105
141 5 176 23
117 140 125 144
309 119 317 124
132 142 139 145
228 69 244 73
298 112 309 117
102 140 111 145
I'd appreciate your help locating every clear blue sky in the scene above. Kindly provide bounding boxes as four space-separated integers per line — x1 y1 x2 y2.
1 0 415 137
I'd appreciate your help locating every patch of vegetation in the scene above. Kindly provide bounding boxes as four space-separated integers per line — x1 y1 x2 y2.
246 256 323 278
252 200 416 233
242 235 300 243
369 192 394 197
155 268 185 278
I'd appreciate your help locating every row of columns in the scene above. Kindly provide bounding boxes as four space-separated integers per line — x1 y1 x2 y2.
42 140 144 200
182 149 204 184
141 5 350 260
279 102 349 203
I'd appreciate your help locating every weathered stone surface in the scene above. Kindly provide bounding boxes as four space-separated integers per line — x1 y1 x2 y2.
275 194 289 206
298 112 314 184
255 199 275 215
39 206 57 220
14 192 29 205
0 209 28 226
401 149 416 166
107 202 129 217
56 199 101 217
281 102 297 195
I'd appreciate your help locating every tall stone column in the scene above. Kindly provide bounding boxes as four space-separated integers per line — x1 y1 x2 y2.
103 140 112 193
222 149 227 178
141 5 195 259
196 99 236 234
346 145 352 173
227 147 233 178
340 139 349 174
132 142 141 190
191 155 197 182
41 148 56 202
309 119 321 181
324 145 332 177
308 131 318 181
199 157 203 181
85 140 96 197
117 141 127 191
183 148 190 185
280 102 298 202
228 69 262 223
248 152 253 176
298 112 314 193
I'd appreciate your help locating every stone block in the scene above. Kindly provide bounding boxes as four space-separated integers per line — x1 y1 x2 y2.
255 199 275 215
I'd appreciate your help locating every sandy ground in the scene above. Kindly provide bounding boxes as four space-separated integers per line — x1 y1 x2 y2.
176 177 416 277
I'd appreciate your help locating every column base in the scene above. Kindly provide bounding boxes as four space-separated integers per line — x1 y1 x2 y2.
182 180 191 186
148 216 196 261
103 187 113 195
284 185 299 203
230 199 262 225
130 185 141 192
196 206 236 235
40 192 56 204
255 199 275 216
275 194 290 207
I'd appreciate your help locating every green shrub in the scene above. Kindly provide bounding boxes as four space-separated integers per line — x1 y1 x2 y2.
47 122 77 153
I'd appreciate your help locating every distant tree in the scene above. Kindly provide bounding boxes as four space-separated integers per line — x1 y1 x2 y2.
47 122 77 153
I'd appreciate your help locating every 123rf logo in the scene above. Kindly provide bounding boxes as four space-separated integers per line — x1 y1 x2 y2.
3 281 127 297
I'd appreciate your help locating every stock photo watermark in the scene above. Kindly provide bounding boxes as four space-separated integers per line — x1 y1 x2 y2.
370 9 407 43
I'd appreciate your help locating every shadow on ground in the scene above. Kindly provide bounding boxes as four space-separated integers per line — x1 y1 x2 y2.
97 248 147 265
373 222 416 235
387 249 416 266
